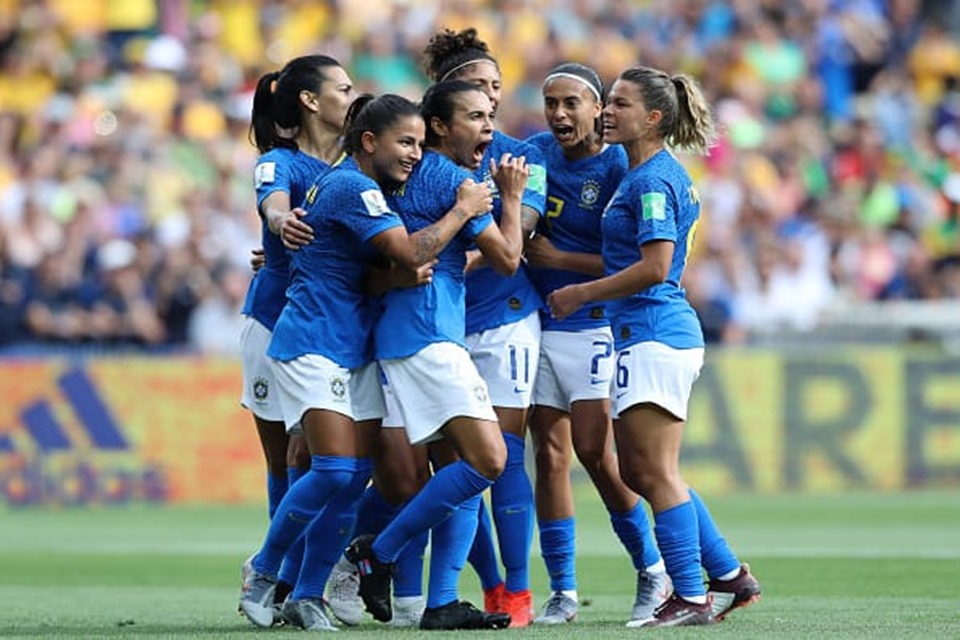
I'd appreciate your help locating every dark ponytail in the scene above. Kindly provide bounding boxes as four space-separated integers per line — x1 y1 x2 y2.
249 54 342 153
342 94 421 156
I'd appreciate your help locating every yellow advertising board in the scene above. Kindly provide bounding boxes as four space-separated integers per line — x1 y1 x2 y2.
0 359 257 506
1 349 958 506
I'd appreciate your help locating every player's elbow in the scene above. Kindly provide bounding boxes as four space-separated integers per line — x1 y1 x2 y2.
485 248 521 276
650 264 669 284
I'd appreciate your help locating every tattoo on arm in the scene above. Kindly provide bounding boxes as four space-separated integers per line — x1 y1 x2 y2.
413 226 442 263
454 207 468 222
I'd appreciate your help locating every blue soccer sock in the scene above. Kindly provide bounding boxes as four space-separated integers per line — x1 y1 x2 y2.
610 499 662 572
427 494 481 608
491 432 534 593
467 499 503 590
253 455 356 576
653 500 705 601
354 484 400 538
372 460 493 564
393 529 428 598
688 488 741 579
267 471 288 520
291 458 372 600
278 466 309 587
538 517 576 593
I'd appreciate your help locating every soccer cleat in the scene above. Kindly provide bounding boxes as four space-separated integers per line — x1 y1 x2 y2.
326 555 364 626
419 600 512 630
345 535 393 623
389 595 426 627
533 592 579 625
708 562 762 620
628 569 672 624
237 554 255 615
280 597 339 632
627 593 715 628
238 563 278 628
483 582 506 613
502 588 533 627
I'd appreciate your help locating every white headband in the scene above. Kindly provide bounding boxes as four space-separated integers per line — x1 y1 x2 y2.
543 72 601 101
440 57 496 82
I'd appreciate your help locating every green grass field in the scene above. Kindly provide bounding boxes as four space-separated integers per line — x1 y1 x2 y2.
2 488 958 639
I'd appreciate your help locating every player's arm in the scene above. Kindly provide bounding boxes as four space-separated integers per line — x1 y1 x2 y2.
370 179 492 269
363 260 437 296
547 240 674 320
472 153 529 275
524 235 604 276
261 191 314 250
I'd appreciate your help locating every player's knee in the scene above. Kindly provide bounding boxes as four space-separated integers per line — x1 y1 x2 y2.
618 455 658 498
534 440 571 475
468 441 506 480
572 434 607 468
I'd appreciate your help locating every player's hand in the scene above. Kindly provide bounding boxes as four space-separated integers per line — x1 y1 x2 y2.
547 284 587 320
280 208 313 249
390 259 437 288
490 153 529 200
455 178 493 219
524 235 561 269
250 247 266 273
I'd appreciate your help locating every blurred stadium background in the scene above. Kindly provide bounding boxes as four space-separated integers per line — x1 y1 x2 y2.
0 0 958 501
2 1 959 637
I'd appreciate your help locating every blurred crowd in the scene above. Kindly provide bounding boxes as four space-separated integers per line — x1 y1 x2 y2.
1 0 959 353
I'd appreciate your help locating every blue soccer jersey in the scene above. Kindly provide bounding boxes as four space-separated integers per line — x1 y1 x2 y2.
375 151 493 360
464 130 546 335
525 132 628 331
601 149 704 350
268 157 404 368
241 148 329 331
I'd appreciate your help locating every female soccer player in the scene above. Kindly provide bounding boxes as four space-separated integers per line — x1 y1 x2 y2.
547 66 761 627
421 28 545 626
238 93 491 630
524 62 669 626
349 80 529 631
239 54 354 606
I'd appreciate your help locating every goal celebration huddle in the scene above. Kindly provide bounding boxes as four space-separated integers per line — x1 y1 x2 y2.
237 26 761 632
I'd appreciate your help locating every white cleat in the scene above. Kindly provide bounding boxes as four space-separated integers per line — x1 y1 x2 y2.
281 597 339 631
326 555 364 626
390 595 426 627
238 562 277 628
533 592 579 625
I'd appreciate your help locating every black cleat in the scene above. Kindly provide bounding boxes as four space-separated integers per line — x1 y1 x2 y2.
419 600 511 630
345 535 393 623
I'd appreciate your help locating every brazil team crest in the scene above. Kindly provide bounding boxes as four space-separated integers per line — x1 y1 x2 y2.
580 180 601 209
330 376 347 400
252 377 269 403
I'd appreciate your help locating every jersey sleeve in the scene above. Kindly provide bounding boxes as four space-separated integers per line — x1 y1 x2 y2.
630 174 677 246
333 176 404 242
254 151 293 209
465 212 494 238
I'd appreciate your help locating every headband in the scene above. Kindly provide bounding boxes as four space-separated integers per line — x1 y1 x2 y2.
543 71 602 101
440 56 496 82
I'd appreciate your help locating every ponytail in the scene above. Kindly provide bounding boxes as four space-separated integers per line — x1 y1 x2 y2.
248 54 343 153
669 74 716 155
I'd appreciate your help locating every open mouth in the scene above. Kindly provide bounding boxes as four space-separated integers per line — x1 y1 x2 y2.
472 140 490 164
552 124 575 141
